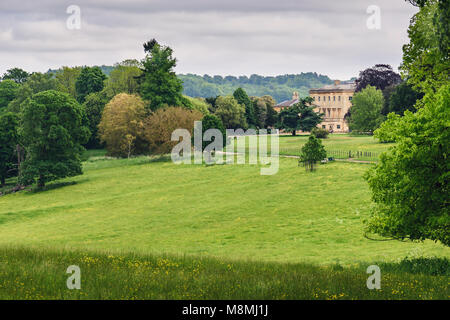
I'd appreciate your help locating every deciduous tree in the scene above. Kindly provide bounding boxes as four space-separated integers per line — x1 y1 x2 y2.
98 93 147 157
349 86 385 134
19 90 90 188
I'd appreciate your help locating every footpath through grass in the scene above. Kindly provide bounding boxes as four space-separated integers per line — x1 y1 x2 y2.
0 246 448 300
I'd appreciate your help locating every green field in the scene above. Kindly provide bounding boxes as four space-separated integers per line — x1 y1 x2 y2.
233 134 394 161
0 135 448 299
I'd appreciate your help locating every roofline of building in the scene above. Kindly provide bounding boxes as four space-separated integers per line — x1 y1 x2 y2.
309 89 355 94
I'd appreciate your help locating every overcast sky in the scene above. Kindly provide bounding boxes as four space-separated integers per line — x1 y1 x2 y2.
0 0 418 80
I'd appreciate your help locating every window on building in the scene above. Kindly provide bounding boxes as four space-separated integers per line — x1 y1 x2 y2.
324 96 326 101
337 125 341 129
333 96 335 101
338 96 341 101
322 125 326 129
349 96 352 101
328 96 330 101
318 96 320 101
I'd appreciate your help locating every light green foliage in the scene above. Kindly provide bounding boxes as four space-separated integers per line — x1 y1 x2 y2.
55 66 82 99
75 66 107 103
19 90 90 187
401 0 450 93
214 95 247 129
349 86 385 133
299 135 327 171
374 113 402 143
0 112 19 185
184 96 210 115
0 80 19 111
104 60 142 98
365 85 450 246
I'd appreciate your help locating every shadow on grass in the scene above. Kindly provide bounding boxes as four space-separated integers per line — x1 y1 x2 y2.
376 257 449 276
30 181 78 193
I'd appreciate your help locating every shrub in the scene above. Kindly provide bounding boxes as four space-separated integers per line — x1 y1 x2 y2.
144 107 203 155
299 135 327 171
311 127 329 139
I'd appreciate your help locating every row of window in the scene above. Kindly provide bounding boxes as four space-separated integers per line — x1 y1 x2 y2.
322 124 341 130
316 96 352 102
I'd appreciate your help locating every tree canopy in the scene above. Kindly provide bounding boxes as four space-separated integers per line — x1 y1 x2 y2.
355 64 402 93
2 68 30 84
365 84 449 245
277 97 323 135
139 39 190 111
299 135 327 171
19 90 90 188
75 66 107 103
0 112 19 186
349 86 385 134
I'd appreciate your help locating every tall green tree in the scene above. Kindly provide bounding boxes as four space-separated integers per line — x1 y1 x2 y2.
277 97 323 136
19 90 90 188
2 68 29 84
349 86 385 134
0 80 20 111
75 66 107 103
233 88 256 127
0 112 19 186
365 84 449 245
139 39 189 111
401 0 449 93
214 96 247 129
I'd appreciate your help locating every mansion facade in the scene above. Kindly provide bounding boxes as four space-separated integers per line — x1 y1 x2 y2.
274 80 356 133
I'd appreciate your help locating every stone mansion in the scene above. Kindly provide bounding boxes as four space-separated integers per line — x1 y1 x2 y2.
274 80 356 133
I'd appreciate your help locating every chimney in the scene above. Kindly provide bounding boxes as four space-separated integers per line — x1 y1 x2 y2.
292 91 299 100
334 80 341 86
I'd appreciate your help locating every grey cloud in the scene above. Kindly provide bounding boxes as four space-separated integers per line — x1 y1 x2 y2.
0 0 418 80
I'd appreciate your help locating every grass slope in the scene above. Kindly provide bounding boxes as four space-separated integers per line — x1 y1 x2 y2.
0 155 447 265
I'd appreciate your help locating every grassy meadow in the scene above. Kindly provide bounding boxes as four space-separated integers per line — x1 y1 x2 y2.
233 133 394 161
0 135 448 299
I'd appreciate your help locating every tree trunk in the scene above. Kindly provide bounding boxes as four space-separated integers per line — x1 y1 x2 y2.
292 130 296 136
1 176 5 187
